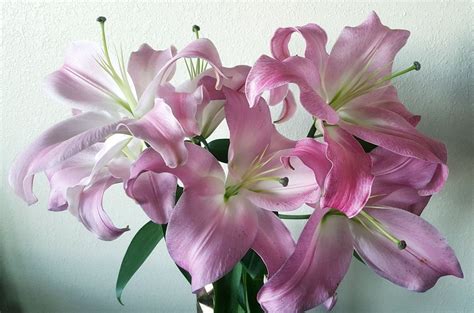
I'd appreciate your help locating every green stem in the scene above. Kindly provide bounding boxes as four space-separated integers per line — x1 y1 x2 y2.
278 214 311 220
306 123 317 138
214 264 242 313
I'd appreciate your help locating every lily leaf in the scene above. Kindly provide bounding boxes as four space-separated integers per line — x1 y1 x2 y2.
244 271 264 313
241 250 266 279
353 250 366 264
356 137 378 153
213 263 243 313
116 221 164 305
208 138 230 163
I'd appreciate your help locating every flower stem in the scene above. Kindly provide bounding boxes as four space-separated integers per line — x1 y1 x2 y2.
306 123 317 138
279 214 311 220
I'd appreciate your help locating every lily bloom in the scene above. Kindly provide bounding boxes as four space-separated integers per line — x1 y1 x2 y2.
126 89 319 291
245 12 447 217
257 142 462 313
9 18 245 237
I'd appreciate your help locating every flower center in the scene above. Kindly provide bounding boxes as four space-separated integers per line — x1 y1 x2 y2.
224 147 288 201
329 62 421 111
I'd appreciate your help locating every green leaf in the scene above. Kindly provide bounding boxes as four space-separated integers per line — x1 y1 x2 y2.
241 250 266 279
244 272 264 313
356 137 377 153
175 185 183 202
208 138 230 163
214 263 243 313
237 279 248 313
116 221 164 305
353 250 366 264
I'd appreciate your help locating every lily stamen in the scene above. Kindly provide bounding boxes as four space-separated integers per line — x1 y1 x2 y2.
185 25 208 79
380 61 421 83
329 61 420 111
95 16 137 112
357 211 407 250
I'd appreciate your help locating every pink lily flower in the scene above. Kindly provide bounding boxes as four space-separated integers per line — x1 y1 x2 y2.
9 18 245 238
45 139 135 240
126 89 319 291
245 12 447 217
257 143 462 313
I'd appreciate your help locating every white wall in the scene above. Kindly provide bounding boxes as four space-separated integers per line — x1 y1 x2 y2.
1 1 472 312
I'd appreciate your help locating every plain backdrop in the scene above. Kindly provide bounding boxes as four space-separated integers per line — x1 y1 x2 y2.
1 1 472 313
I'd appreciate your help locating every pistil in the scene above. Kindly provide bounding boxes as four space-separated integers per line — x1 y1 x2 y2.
95 16 137 113
184 25 208 79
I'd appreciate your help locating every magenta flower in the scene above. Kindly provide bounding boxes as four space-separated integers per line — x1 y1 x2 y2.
126 89 319 291
245 12 447 217
257 143 462 313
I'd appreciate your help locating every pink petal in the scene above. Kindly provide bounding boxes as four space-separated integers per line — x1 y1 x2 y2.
78 176 129 241
224 88 275 174
367 186 431 216
324 11 410 98
135 38 227 116
350 207 463 291
274 90 297 123
245 55 338 123
322 126 374 217
323 293 338 311
370 147 448 196
44 41 129 115
271 23 329 70
127 143 225 190
9 111 120 204
128 44 176 98
125 171 176 224
268 85 289 106
282 138 331 189
46 146 100 211
157 83 206 136
119 99 187 168
338 105 447 164
344 86 421 126
258 209 353 312
251 210 295 277
196 66 250 138
166 181 258 291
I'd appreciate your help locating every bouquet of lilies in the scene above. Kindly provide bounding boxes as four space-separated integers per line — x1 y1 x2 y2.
9 12 463 313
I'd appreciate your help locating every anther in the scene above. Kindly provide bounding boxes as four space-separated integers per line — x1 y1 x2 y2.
398 240 407 250
96 16 107 23
413 61 421 71
279 177 289 187
192 25 201 32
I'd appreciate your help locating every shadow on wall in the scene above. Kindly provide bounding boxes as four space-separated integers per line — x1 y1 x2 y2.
0 266 24 313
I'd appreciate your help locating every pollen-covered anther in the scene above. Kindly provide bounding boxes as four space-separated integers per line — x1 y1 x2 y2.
96 16 107 23
192 25 201 32
413 61 421 71
398 240 407 250
279 177 289 187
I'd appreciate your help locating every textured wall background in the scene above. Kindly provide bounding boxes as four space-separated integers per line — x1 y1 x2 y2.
1 1 472 312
